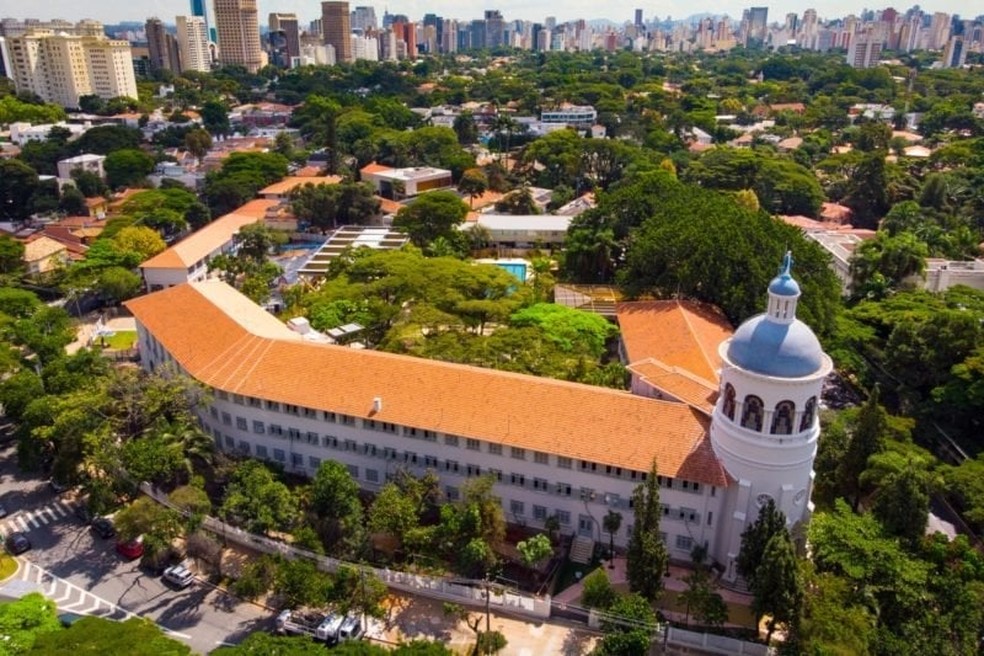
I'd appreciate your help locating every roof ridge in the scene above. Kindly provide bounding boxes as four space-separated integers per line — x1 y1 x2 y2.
677 302 720 382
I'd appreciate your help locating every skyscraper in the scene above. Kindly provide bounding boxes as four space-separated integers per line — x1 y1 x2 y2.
746 6 769 47
190 0 215 45
214 0 262 73
322 2 352 63
176 15 210 72
634 9 643 28
847 31 882 68
941 35 966 67
351 6 378 32
146 18 181 73
484 10 504 48
269 13 300 63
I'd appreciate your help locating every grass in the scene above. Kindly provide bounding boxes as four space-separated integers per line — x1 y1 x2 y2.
97 330 137 350
0 554 18 581
553 558 603 596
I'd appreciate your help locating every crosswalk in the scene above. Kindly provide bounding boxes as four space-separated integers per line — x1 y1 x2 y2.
0 499 74 536
16 560 134 620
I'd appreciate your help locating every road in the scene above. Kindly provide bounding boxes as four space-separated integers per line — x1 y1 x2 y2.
0 442 272 655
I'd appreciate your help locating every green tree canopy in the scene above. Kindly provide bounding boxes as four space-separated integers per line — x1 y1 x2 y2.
392 191 469 248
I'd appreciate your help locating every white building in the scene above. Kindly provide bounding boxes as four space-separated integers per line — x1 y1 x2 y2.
56 153 105 181
360 163 453 200
464 214 572 250
540 104 598 129
176 16 211 73
125 254 829 578
8 121 88 146
5 27 137 108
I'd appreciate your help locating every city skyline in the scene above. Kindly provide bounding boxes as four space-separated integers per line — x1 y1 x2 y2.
1 0 977 28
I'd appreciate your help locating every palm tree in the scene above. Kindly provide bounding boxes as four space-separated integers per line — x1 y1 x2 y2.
603 510 622 569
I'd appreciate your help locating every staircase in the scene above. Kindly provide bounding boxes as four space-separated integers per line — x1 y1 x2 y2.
569 536 595 565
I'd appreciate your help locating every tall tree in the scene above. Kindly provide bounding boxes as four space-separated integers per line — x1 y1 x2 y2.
751 531 803 644
457 168 488 208
603 510 623 568
104 149 155 189
0 159 40 220
392 191 469 247
626 460 669 601
736 499 787 588
839 386 888 511
872 465 929 546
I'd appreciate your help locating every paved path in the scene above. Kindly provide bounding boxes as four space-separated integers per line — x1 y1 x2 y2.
67 314 137 355
1 498 75 537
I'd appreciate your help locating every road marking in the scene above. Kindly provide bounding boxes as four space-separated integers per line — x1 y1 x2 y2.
42 507 59 522
214 642 236 647
26 513 41 528
52 503 69 518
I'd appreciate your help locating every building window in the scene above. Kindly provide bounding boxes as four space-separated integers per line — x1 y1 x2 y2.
343 439 357 452
365 469 379 483
339 415 356 426
252 420 265 434
247 397 261 408
384 447 398 460
771 400 796 435
466 464 482 477
323 435 338 449
510 473 525 487
306 431 319 445
265 400 280 412
556 482 572 497
488 443 503 456
446 486 460 501
580 460 597 472
445 435 459 447
424 455 438 467
404 452 418 465
533 505 548 521
303 407 317 419
291 453 303 467
235 417 247 430
237 441 250 454
533 451 549 465
309 456 321 469
722 383 736 420
323 411 337 423
741 395 764 432
533 477 549 491
556 510 571 525
707 511 713 526
489 468 503 482
557 456 572 469
273 448 285 462
800 396 817 432
288 428 301 440
510 500 525 516
216 390 229 401
232 394 244 405
675 535 693 551
347 465 359 478
209 406 219 420
510 447 526 460
466 439 481 451
363 444 378 457
445 460 460 473
255 444 268 458
678 507 698 522
221 412 231 426
580 487 595 502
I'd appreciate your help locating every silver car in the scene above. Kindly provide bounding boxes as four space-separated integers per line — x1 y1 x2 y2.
162 563 195 588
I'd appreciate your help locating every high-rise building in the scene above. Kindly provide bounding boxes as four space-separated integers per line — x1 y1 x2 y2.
214 0 263 73
928 12 952 50
269 13 300 62
746 6 769 47
634 9 643 28
5 24 138 108
145 18 180 73
176 15 210 72
190 0 215 45
484 10 504 48
941 35 966 67
322 2 352 63
391 20 416 59
847 31 882 68
351 6 378 32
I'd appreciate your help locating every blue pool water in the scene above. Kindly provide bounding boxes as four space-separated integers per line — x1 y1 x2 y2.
496 262 528 281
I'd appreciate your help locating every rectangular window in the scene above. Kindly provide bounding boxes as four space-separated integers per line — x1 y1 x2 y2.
255 444 268 458
383 447 398 460
445 460 460 473
323 411 337 423
209 406 219 420
446 486 459 501
707 511 713 526
288 427 301 440
363 443 378 457
232 394 244 405
306 431 319 445
580 487 595 502
676 535 693 551
291 452 303 467
216 390 229 401
557 456 572 469
323 435 338 449
556 482 572 497
556 510 571 525
444 435 459 447
424 455 438 467
510 473 525 487
265 400 280 412
221 412 231 426
466 439 481 451
489 468 503 482
533 451 549 465
247 396 261 408
606 493 621 507
533 505 548 521
404 452 418 465
252 420 265 434
237 440 250 453
343 439 357 452
580 460 597 472
661 504 671 516
347 464 359 478
466 464 482 477
488 443 502 456
302 407 317 419
284 404 300 415
510 500 525 516
339 415 356 426
679 508 698 522
273 448 286 462
235 416 247 430
365 469 379 483
421 430 436 441
308 456 321 469
510 447 526 460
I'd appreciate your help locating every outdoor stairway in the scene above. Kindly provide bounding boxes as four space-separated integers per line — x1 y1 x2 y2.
569 536 595 565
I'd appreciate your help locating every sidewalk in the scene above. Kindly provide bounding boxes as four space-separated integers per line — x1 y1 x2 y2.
66 313 137 355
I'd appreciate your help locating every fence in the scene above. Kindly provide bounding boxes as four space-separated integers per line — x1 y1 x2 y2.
140 483 551 620
665 627 771 656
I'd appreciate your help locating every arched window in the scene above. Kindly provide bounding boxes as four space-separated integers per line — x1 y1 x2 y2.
722 383 736 420
771 400 795 435
740 395 764 432
800 396 817 432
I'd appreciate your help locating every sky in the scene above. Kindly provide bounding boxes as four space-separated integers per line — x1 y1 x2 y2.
0 0 971 28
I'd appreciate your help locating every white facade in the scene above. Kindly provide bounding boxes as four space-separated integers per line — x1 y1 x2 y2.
541 105 598 128
57 153 105 180
176 16 211 73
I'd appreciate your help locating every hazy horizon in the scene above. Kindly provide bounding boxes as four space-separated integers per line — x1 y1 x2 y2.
1 0 977 29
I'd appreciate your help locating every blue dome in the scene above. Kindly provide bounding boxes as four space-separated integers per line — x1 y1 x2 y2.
726 315 824 378
768 273 801 297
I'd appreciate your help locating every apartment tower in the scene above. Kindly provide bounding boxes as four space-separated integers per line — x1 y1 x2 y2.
176 15 211 72
214 0 263 73
321 2 352 63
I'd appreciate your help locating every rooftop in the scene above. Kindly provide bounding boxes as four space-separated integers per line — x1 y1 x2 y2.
259 175 343 196
125 282 728 486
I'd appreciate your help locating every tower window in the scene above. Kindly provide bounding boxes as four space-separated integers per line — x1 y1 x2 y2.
800 396 817 432
740 395 764 432
771 400 795 435
722 383 736 420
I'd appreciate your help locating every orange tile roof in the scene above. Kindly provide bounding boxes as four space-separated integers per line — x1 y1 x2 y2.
360 162 392 175
260 176 343 196
376 197 403 215
23 235 67 262
139 199 280 270
294 166 324 177
616 301 733 413
125 282 728 486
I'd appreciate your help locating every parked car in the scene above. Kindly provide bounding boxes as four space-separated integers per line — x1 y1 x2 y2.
115 537 144 560
315 613 345 642
162 563 195 589
338 615 364 642
5 531 31 554
90 517 115 539
48 479 68 494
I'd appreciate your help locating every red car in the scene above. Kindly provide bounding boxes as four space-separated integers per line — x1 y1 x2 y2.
115 537 144 560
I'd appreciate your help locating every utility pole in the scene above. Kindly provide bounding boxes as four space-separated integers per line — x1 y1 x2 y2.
484 574 491 634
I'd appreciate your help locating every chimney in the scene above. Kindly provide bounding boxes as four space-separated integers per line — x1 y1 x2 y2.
372 397 382 413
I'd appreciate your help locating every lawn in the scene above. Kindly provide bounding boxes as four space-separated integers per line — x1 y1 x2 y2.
0 554 18 580
97 330 137 350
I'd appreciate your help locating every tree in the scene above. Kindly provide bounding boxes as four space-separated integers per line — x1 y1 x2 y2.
329 565 388 619
872 465 929 545
70 169 108 198
183 128 212 162
843 152 890 230
220 460 300 535
392 191 469 247
104 149 155 189
211 632 330 655
508 304 616 357
848 232 928 300
751 531 803 644
516 533 553 570
596 593 657 656
58 187 87 215
626 460 669 601
112 497 182 555
310 459 364 555
0 234 27 277
113 226 167 262
27 616 192 655
603 510 622 567
273 558 333 609
839 387 888 511
201 99 231 135
368 481 420 544
290 182 380 233
0 159 40 220
96 266 142 303
457 168 488 208
582 567 618 609
452 112 479 145
72 125 142 155
736 499 787 589
0 592 61 654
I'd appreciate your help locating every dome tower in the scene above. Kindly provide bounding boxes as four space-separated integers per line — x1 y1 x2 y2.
710 252 832 582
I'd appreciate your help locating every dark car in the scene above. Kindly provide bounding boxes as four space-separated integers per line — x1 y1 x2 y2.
48 479 68 494
90 516 116 539
5 531 31 554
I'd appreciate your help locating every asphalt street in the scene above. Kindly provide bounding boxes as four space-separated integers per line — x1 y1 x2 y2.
0 442 273 654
